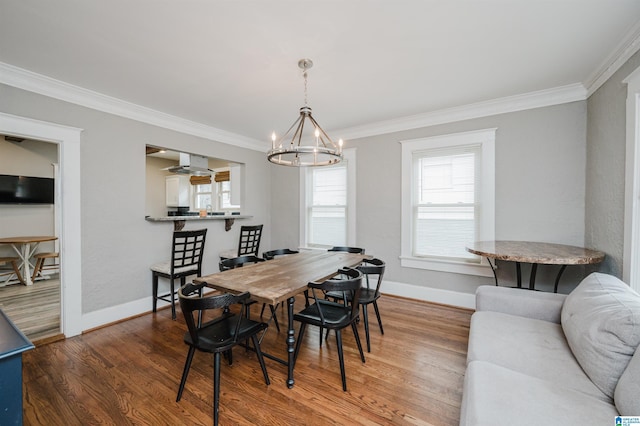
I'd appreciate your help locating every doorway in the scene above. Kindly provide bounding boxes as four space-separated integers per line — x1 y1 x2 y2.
0 112 83 338
0 136 60 340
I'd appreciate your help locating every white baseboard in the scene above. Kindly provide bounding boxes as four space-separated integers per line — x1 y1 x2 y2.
82 297 157 331
381 280 476 310
81 288 217 332
81 282 475 332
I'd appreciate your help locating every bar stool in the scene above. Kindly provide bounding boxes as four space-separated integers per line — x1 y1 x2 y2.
31 252 59 281
0 257 24 285
219 225 263 260
151 229 207 320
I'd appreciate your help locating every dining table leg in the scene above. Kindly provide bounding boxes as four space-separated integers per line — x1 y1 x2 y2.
286 296 295 388
10 242 38 286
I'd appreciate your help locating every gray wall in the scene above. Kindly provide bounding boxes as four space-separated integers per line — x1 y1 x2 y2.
0 83 271 314
586 50 640 278
271 101 589 294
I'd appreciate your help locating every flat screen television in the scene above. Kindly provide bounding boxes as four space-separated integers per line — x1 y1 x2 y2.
0 174 55 204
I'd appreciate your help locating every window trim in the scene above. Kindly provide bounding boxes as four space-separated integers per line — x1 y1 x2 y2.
623 65 640 292
299 148 356 249
400 129 496 276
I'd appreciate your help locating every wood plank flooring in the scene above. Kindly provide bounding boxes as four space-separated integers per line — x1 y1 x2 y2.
0 277 61 342
22 294 472 425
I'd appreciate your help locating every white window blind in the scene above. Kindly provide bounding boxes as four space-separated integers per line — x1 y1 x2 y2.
308 165 347 247
413 145 479 262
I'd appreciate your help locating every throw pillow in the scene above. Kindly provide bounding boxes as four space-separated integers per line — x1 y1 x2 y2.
561 273 640 399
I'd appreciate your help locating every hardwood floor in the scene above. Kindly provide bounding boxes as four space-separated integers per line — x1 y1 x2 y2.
0 276 61 342
22 294 472 425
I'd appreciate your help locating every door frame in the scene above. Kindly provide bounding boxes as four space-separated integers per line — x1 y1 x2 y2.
0 112 83 337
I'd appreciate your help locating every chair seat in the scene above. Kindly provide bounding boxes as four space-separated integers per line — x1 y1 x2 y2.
33 252 58 260
184 314 268 353
218 249 237 260
150 261 199 276
328 288 380 304
294 300 352 328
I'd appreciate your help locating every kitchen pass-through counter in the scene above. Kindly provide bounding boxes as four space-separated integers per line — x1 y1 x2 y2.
145 214 253 231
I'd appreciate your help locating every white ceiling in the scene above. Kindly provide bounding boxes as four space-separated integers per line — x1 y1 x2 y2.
2 1 640 150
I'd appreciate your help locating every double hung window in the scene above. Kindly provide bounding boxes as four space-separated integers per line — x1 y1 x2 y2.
401 129 495 275
300 149 356 248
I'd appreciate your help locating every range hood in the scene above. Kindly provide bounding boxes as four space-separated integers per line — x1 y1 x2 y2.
164 153 213 176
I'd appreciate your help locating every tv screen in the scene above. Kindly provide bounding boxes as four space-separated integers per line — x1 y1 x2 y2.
0 174 55 204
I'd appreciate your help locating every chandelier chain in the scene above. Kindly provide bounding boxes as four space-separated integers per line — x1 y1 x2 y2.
303 70 308 107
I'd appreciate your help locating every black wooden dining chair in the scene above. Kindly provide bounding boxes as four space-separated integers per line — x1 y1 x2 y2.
218 254 265 272
261 248 299 321
328 246 365 254
302 246 365 311
293 267 365 391
262 248 299 260
218 255 280 332
176 283 270 426
151 229 207 320
327 258 386 352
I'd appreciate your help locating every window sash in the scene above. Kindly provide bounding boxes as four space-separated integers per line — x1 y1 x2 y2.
218 180 239 210
411 144 481 263
307 205 347 247
413 204 478 262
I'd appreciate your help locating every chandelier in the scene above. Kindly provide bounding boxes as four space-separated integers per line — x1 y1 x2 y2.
267 58 343 167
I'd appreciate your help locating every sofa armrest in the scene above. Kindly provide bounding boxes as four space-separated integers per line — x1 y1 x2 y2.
475 285 567 323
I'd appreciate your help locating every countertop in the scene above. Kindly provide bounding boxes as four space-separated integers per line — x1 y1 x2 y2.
145 214 253 222
145 214 254 231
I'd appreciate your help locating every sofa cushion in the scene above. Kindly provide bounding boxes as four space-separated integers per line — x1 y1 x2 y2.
460 361 618 426
615 347 640 415
475 285 566 323
561 273 640 399
468 311 608 401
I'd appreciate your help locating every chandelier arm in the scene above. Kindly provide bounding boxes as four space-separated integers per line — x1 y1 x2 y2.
307 116 336 148
277 116 303 148
295 115 306 148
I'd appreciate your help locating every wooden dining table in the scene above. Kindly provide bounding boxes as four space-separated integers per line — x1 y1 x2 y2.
0 236 57 286
193 250 369 388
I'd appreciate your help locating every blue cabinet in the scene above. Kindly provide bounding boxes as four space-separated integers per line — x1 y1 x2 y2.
0 309 34 425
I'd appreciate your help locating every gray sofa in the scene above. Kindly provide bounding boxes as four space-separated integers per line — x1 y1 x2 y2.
460 273 640 425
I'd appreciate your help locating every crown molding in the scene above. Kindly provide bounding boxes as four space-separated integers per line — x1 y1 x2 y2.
584 21 640 97
331 83 587 141
0 62 266 152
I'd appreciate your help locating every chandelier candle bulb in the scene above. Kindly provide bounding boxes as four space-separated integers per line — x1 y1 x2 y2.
271 132 276 150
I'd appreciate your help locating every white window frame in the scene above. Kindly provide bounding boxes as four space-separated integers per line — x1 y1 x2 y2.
192 183 213 211
623 66 640 292
299 148 356 249
216 180 240 211
400 129 495 276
